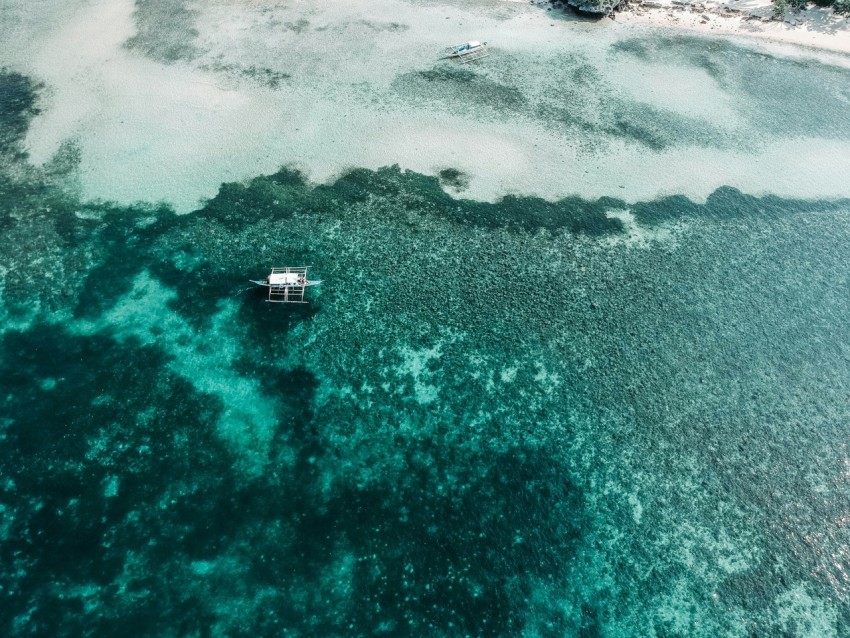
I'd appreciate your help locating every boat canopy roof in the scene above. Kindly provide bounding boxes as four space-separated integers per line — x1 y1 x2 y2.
269 272 300 285
467 41 481 47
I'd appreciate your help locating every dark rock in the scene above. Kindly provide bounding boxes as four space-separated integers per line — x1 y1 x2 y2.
565 0 621 14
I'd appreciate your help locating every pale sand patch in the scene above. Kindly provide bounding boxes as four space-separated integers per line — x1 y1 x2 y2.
3 0 850 211
602 60 743 125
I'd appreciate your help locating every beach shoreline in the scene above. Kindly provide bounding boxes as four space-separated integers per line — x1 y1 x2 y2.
545 0 850 54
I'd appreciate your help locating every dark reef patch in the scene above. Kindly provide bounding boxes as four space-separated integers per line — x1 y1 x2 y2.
0 69 42 158
630 186 850 226
610 35 850 139
241 65 291 89
535 60 735 151
198 165 850 238
281 444 585 635
199 61 292 89
0 322 585 636
358 19 410 32
0 326 232 636
437 167 471 191
611 35 743 85
390 37 850 156
393 51 739 152
3 123 850 634
198 164 625 236
283 18 310 34
393 65 528 116
608 99 730 151
125 0 200 63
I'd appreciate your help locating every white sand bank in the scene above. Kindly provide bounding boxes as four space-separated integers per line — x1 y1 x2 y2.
2 0 850 211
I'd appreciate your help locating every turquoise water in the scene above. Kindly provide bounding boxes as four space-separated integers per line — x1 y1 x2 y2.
4 19 850 637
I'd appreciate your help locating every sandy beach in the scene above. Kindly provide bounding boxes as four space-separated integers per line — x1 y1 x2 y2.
608 0 850 54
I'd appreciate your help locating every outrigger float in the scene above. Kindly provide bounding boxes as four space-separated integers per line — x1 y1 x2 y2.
443 41 490 64
251 266 321 303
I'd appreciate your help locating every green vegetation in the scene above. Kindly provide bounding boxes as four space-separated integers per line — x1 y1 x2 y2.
776 0 850 15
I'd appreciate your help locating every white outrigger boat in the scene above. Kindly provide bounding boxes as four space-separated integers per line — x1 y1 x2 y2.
251 266 321 303
443 41 490 64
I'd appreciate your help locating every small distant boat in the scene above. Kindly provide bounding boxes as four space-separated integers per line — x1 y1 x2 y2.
251 266 321 304
443 41 490 63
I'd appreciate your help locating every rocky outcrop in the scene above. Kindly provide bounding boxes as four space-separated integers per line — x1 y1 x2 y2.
563 0 621 14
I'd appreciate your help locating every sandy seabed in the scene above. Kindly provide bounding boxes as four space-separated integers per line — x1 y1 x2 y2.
1 0 849 211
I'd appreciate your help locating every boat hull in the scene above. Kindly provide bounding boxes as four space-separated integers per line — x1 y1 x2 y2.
250 280 322 287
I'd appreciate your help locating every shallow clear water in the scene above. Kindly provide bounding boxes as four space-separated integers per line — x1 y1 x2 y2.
3 2 850 636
